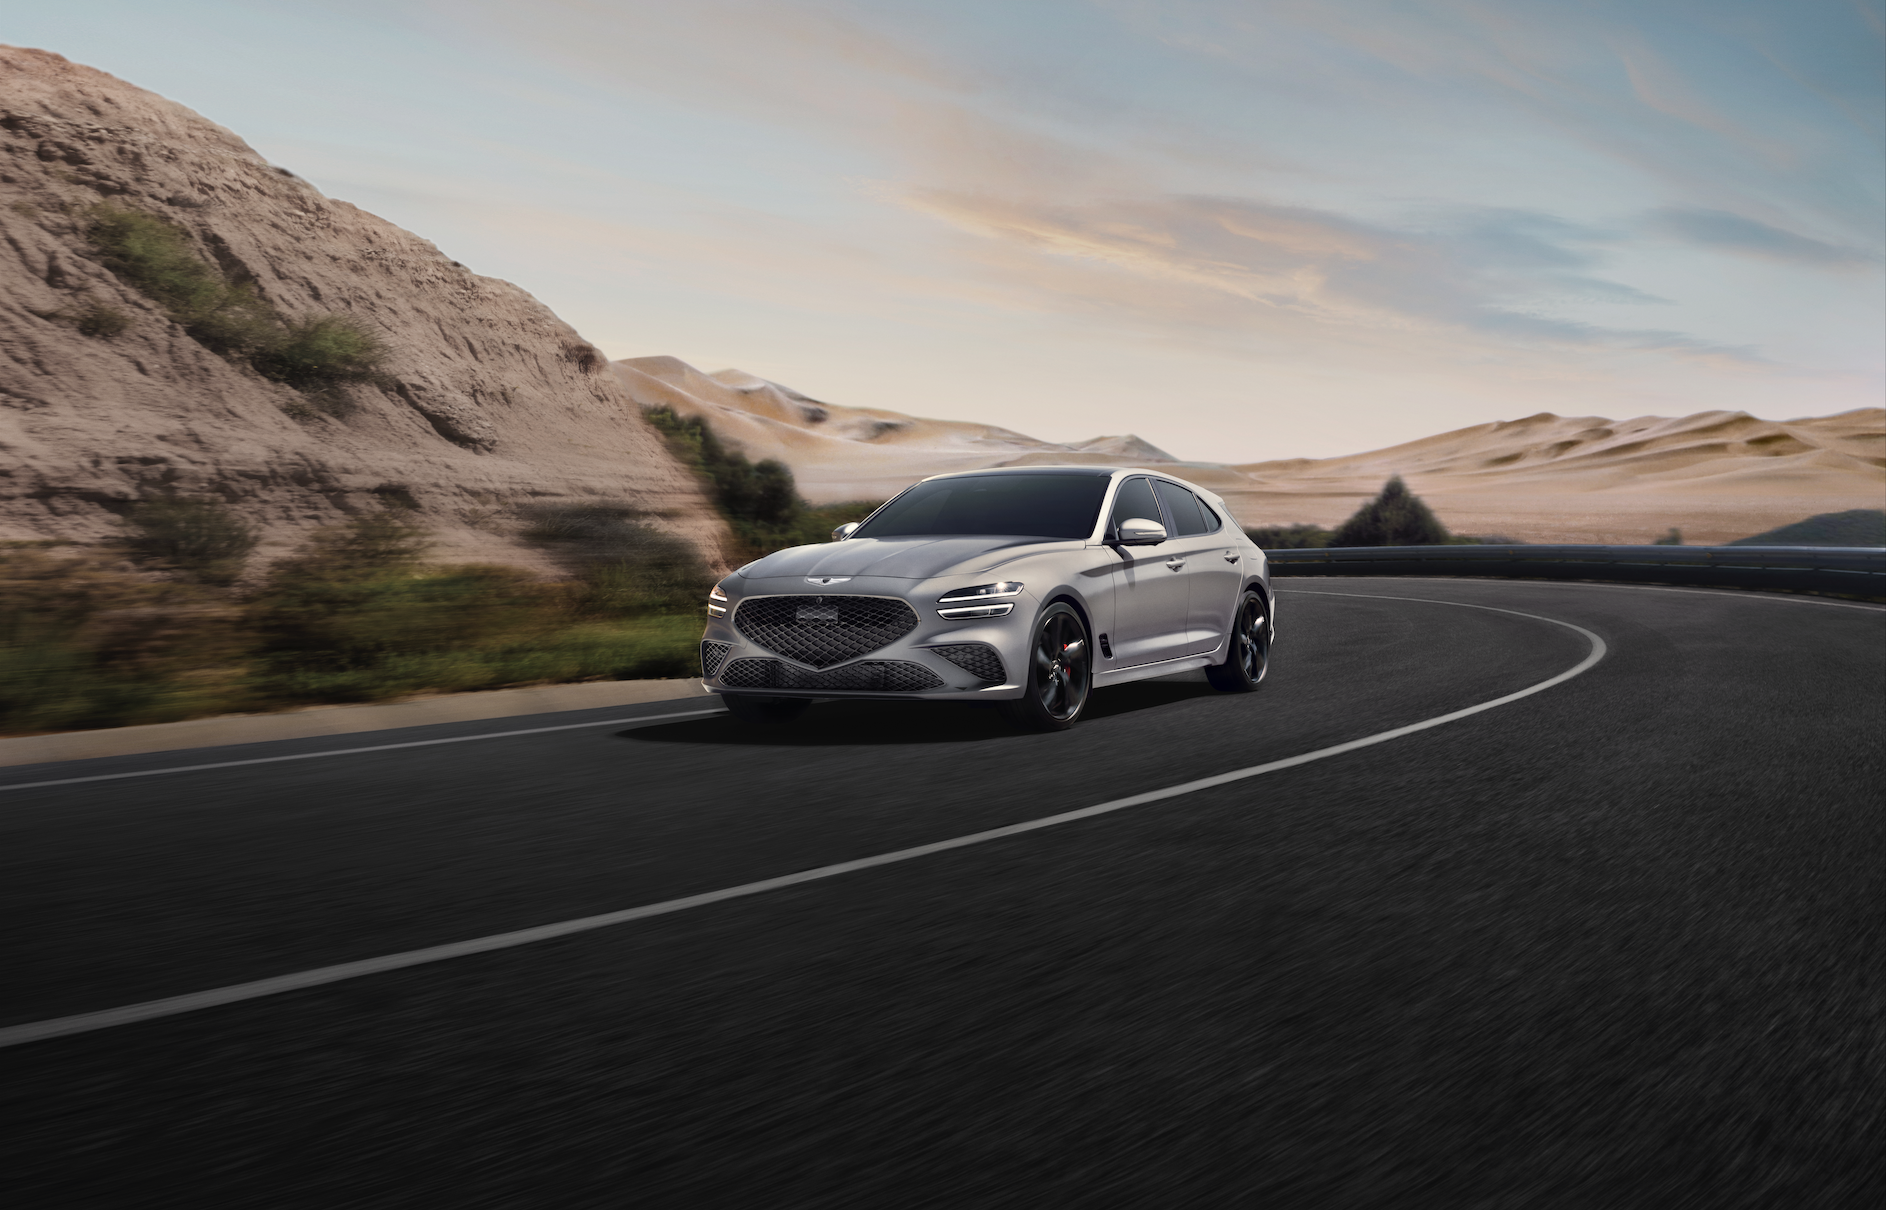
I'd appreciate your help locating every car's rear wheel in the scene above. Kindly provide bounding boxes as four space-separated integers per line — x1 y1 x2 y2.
1000 602 1092 731
1206 590 1270 692
722 694 811 725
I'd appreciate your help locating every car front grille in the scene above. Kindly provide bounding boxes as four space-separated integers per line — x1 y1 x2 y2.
700 641 732 678
719 658 945 693
927 643 1006 683
732 595 918 668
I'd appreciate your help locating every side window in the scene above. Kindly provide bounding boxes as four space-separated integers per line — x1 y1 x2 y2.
1195 498 1223 534
1153 480 1208 537
1109 478 1162 535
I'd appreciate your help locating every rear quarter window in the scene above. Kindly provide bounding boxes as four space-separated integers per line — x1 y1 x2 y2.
1153 480 1210 537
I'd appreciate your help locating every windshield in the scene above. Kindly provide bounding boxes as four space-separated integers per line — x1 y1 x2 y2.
853 473 1112 540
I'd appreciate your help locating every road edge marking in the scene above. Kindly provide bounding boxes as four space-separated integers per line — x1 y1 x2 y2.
0 708 726 794
0 595 1606 1050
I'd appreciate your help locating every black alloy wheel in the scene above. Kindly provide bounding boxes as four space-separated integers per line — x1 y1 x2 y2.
1206 591 1270 692
1001 602 1092 731
722 694 812 725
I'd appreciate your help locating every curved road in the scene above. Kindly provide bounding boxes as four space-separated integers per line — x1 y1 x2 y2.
1 579 1880 1207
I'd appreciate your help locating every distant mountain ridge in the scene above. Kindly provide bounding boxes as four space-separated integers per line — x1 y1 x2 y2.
609 354 1883 545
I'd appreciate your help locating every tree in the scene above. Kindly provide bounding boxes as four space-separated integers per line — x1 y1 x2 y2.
1329 476 1452 546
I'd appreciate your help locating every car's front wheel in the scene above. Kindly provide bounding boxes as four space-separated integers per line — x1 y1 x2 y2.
1000 602 1092 731
721 694 811 725
1206 590 1270 692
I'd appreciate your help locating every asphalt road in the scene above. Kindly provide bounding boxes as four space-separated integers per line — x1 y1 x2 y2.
2 579 1880 1208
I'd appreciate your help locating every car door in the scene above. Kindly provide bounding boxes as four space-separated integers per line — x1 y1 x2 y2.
1104 476 1192 666
1151 480 1240 653
1185 490 1243 645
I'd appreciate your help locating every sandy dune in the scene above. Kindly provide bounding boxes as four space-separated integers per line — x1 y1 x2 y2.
611 356 1883 544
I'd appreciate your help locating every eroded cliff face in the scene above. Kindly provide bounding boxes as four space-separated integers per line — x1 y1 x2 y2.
0 46 731 571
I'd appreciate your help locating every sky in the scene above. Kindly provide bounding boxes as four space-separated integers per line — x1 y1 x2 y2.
9 0 1884 460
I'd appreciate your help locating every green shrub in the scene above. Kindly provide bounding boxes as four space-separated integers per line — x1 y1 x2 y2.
1652 527 1683 546
121 497 259 585
84 203 385 403
642 406 882 556
1330 477 1453 546
252 314 388 392
0 509 711 733
521 502 711 615
0 547 247 732
85 204 228 318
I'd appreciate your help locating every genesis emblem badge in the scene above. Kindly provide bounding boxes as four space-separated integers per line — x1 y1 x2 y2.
806 576 853 585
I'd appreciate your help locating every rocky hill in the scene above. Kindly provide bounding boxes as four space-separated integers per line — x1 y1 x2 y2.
0 46 731 571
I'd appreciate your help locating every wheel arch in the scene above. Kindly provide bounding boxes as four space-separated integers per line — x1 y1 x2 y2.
1043 590 1095 637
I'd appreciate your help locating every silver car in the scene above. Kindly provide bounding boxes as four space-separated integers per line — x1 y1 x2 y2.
699 466 1274 730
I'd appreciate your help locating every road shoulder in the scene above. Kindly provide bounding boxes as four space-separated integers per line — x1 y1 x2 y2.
0 679 710 768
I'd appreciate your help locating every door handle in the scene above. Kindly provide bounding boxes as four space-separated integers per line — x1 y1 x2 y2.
1223 551 1240 563
1165 559 1185 570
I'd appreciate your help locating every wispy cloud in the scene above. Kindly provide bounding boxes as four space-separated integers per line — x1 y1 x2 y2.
1646 207 1878 267
902 190 1737 360
38 0 1866 457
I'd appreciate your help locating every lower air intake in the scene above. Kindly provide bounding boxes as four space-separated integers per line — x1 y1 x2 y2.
720 659 945 693
927 643 1005 683
700 641 732 678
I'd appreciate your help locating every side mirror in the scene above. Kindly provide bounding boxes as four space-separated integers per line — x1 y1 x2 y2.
831 522 860 542
1115 517 1167 546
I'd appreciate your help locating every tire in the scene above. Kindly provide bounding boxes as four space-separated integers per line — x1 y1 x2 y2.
1000 602 1093 732
1206 590 1270 692
722 694 811 725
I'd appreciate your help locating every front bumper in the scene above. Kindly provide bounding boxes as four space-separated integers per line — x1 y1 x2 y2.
700 576 1034 700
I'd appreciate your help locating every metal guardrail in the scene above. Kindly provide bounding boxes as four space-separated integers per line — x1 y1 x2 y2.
1264 545 1886 599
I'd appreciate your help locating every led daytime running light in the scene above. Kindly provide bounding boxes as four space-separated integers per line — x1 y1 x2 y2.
936 581 1024 605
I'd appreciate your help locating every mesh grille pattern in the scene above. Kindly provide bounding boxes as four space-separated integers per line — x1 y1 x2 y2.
720 658 944 693
733 595 918 668
928 643 1006 683
700 641 732 678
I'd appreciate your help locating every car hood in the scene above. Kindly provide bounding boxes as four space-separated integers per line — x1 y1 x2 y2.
740 536 1063 581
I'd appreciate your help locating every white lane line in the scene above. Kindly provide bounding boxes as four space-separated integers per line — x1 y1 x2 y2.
0 596 1604 1050
0 708 725 794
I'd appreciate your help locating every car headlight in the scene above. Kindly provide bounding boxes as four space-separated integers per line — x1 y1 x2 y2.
707 583 730 617
937 581 1023 619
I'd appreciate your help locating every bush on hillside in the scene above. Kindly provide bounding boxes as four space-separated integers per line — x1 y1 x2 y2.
1329 477 1453 546
120 496 259 585
84 204 386 408
642 406 882 555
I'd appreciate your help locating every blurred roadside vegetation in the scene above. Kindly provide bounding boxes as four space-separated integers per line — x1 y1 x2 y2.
1 409 888 735
0 503 707 736
642 405 881 558
83 204 387 416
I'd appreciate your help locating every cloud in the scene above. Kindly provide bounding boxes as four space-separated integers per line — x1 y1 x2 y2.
902 189 1739 363
1647 206 1878 266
